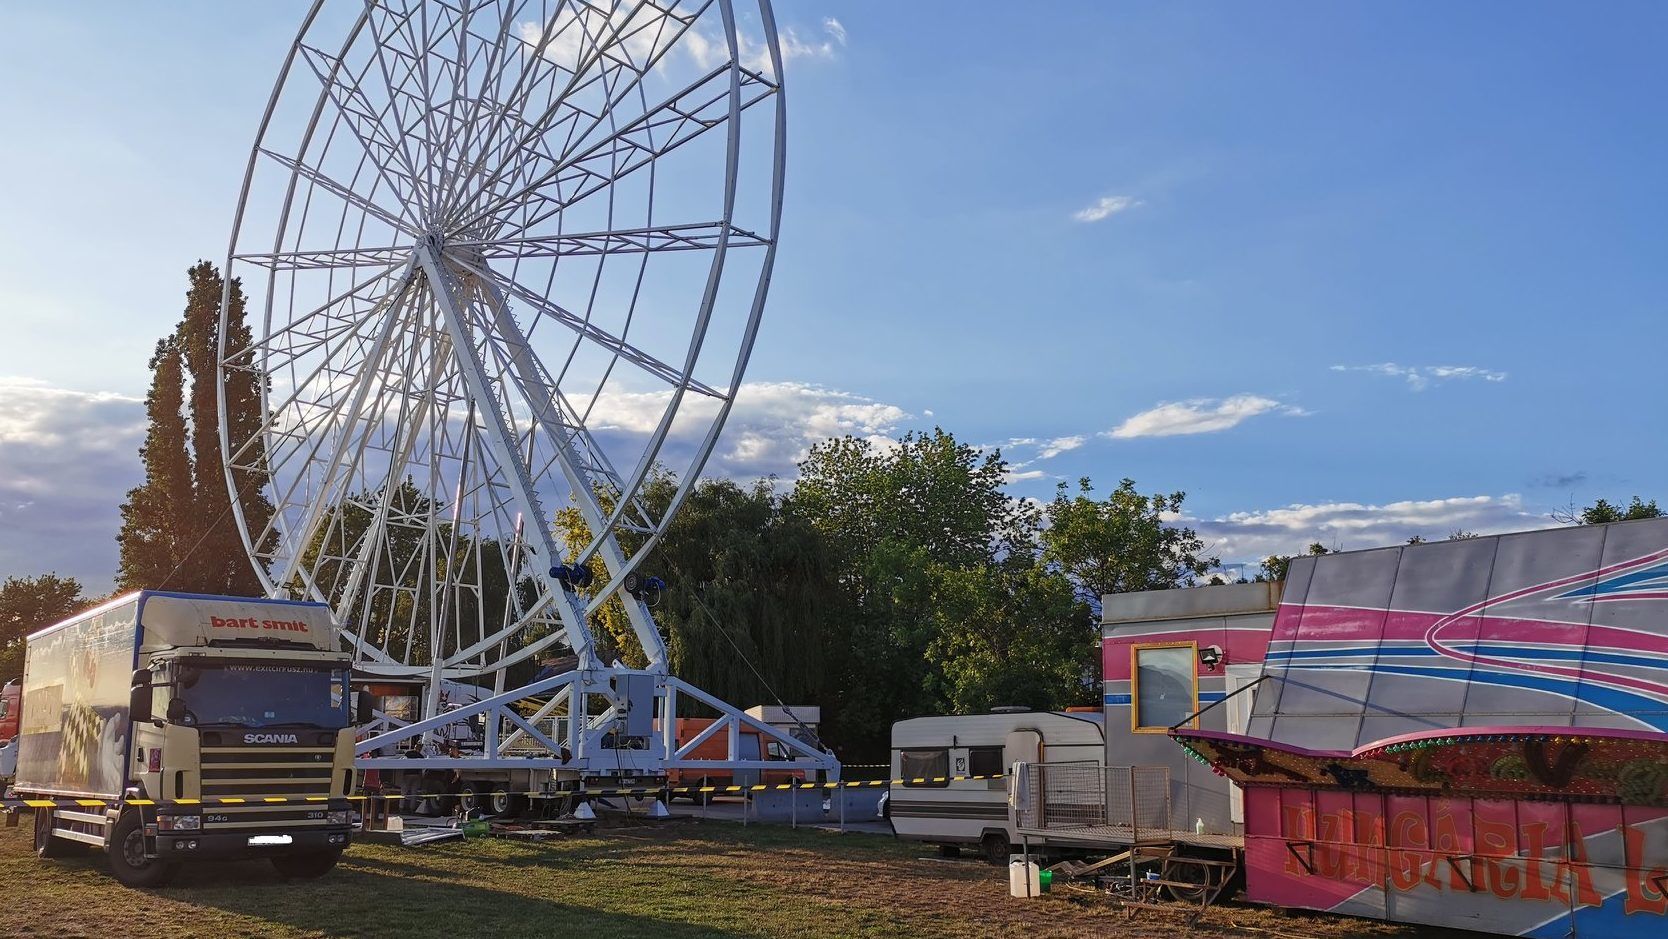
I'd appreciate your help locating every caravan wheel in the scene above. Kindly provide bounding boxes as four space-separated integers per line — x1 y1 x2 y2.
1160 856 1211 903
980 832 1009 866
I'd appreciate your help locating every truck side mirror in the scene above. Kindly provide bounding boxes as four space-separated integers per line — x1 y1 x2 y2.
355 692 375 725
129 681 153 724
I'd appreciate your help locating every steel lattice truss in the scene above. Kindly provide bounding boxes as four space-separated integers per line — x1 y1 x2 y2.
220 0 785 684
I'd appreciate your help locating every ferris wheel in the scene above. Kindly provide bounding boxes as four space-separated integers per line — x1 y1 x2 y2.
218 0 785 686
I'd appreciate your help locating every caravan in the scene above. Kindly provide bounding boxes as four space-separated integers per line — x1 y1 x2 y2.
886 709 1104 862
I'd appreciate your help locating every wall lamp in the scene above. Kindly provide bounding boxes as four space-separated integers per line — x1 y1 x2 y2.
1198 645 1223 671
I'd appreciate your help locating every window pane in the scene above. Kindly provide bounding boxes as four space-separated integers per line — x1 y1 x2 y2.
900 749 949 787
1136 646 1196 729
968 746 1004 778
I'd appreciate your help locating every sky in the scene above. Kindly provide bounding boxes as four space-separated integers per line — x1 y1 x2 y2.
1 2 1664 593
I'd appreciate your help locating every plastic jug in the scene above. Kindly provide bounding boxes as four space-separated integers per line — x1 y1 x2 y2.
1008 857 1041 898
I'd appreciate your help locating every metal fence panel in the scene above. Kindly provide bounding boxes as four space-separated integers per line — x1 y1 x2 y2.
1016 762 1173 844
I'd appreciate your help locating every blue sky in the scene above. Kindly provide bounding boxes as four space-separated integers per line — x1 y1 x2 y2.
1 2 1664 591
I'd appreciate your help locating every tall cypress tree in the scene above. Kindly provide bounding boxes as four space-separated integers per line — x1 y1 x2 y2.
117 337 196 591
117 262 274 595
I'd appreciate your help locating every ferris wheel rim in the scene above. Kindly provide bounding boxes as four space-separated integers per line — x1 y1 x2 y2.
218 0 787 677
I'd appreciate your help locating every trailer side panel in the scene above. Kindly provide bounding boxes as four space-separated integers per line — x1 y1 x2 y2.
16 597 140 799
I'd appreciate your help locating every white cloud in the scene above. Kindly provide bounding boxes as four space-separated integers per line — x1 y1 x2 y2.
1192 493 1548 564
0 378 145 591
1073 195 1137 223
1330 362 1507 391
519 8 845 78
1104 395 1307 439
589 380 909 479
516 3 687 72
1037 435 1086 460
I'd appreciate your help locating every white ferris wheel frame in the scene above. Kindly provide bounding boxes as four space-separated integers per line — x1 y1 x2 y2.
218 0 787 691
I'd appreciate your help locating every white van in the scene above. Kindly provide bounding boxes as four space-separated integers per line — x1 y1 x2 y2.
886 709 1104 862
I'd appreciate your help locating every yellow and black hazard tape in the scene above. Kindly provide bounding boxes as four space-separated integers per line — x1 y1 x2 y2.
2 773 1005 812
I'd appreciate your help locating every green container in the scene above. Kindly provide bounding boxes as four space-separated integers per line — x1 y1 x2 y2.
462 820 490 837
1038 869 1052 893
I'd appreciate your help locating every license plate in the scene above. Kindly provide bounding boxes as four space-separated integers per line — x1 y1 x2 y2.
248 835 294 846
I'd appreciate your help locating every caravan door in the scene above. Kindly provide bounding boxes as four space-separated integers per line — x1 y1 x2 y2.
1004 729 1041 772
1223 665 1261 824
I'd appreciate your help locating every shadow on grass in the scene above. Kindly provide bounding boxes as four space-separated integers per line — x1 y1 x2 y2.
128 845 759 939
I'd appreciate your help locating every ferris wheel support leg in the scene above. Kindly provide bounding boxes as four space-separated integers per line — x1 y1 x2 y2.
416 241 597 667
467 267 669 670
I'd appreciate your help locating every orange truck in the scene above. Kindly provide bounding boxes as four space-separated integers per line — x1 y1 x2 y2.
663 717 808 804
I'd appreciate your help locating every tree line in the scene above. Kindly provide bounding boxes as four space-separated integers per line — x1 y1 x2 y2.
2 261 1661 762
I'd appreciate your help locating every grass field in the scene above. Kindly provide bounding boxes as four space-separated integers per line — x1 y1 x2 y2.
0 819 1478 938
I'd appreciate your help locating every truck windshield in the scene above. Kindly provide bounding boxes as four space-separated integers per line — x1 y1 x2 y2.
174 664 349 729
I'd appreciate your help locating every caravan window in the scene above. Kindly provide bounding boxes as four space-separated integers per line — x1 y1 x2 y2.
1132 642 1197 732
967 746 1004 778
899 749 949 787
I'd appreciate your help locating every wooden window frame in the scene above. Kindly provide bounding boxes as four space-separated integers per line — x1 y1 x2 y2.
1129 640 1199 734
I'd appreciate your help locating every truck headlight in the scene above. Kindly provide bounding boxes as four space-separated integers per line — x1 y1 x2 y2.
326 810 350 826
158 814 202 831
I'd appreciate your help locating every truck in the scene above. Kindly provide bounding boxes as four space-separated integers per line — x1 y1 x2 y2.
662 715 812 803
14 591 358 887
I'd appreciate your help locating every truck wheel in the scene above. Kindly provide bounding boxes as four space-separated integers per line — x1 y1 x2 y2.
108 811 179 888
487 790 527 817
33 809 81 859
691 778 714 806
980 832 1009 866
458 786 482 815
271 848 343 880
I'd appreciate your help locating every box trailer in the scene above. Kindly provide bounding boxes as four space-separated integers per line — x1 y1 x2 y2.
14 591 358 887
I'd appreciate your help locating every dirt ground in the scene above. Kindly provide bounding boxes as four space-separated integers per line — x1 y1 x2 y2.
0 817 1482 939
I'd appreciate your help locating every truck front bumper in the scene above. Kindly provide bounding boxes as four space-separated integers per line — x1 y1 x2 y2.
154 827 352 860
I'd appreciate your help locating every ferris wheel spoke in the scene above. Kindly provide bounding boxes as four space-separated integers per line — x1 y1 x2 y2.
265 272 420 583
294 41 431 219
372 0 463 214
460 257 723 398
442 0 707 226
476 64 771 239
260 147 421 236
454 220 766 262
429 2 531 219
234 244 416 271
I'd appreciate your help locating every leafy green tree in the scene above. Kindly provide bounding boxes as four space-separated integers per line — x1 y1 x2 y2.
789 429 1027 570
553 474 843 712
785 430 1032 755
1256 542 1332 583
117 337 195 590
921 555 1096 714
1040 477 1215 604
0 574 89 683
1576 497 1661 525
656 478 843 711
117 262 273 595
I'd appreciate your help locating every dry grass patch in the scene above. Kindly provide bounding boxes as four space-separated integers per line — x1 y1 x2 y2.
0 819 1478 938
